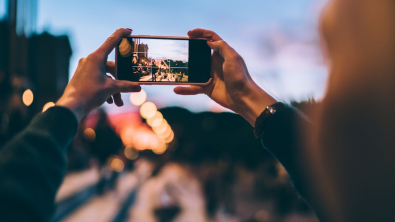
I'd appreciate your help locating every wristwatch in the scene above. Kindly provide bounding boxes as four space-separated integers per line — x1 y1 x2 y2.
254 102 288 138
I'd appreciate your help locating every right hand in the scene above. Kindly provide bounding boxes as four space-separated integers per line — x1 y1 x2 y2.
56 28 141 120
174 28 277 125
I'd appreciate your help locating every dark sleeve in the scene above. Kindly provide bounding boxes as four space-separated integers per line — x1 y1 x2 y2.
0 106 78 222
259 107 315 205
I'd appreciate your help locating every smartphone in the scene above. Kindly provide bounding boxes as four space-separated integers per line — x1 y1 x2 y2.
116 35 212 85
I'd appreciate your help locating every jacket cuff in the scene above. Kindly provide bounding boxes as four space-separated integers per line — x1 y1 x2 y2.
29 106 78 150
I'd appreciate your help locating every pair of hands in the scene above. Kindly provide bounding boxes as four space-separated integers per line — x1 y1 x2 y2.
57 28 276 125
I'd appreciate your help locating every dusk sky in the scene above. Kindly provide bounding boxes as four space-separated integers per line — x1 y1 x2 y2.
1 0 329 113
139 39 188 62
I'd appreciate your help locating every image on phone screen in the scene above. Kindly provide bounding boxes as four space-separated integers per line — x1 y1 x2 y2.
117 37 211 84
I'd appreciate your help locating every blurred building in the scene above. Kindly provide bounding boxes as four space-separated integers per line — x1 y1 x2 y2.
131 38 149 64
28 33 72 109
138 43 148 61
0 0 72 145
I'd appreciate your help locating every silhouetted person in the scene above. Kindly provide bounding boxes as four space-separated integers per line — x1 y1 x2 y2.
0 28 140 221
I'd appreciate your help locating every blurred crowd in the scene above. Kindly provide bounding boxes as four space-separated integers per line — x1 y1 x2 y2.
60 104 318 222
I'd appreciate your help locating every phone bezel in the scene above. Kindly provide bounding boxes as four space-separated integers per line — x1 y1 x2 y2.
115 35 212 86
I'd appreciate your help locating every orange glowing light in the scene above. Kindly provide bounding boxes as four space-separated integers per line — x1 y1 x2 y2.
153 120 169 134
22 89 33 106
120 126 134 146
147 111 163 127
152 142 167 155
130 89 147 106
111 157 125 172
133 132 153 151
42 102 55 112
83 128 96 142
140 102 157 119
157 126 172 139
163 131 174 143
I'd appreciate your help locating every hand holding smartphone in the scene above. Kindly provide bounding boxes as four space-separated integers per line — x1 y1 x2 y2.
116 35 212 85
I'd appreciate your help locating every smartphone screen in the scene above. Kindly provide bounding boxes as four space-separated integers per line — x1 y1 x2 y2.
116 37 211 84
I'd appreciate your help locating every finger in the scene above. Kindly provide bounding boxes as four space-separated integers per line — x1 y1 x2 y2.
207 40 239 61
187 28 222 41
111 80 141 94
174 86 205 95
113 93 124 107
106 61 116 79
94 28 132 60
107 96 113 104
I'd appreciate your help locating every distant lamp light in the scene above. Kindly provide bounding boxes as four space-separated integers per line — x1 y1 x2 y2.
157 126 172 140
120 126 134 146
42 102 55 112
124 146 139 160
147 111 163 127
83 128 96 142
130 89 147 106
22 89 34 106
110 157 125 172
152 142 167 155
162 131 174 143
140 102 157 119
153 120 169 134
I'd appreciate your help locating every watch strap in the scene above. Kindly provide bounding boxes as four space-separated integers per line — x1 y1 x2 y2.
254 102 288 138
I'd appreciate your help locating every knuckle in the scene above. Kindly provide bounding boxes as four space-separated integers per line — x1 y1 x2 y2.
87 53 101 62
229 53 241 61
78 57 86 64
217 40 226 45
105 35 114 42
110 80 120 89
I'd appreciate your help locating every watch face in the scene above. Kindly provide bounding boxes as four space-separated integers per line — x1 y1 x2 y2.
268 106 276 114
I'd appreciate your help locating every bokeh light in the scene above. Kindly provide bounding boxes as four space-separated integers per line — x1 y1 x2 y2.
140 102 157 119
152 142 167 155
157 126 172 140
83 128 96 142
162 131 174 143
110 157 125 172
135 132 162 151
147 111 163 127
120 126 134 146
124 146 139 160
153 120 169 134
42 102 55 112
22 89 34 106
129 89 147 106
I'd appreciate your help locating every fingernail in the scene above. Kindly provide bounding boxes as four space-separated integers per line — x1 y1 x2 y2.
126 28 133 32
187 30 191 35
207 38 215 42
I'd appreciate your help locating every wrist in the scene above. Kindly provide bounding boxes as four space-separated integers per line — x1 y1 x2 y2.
56 95 87 121
238 84 277 126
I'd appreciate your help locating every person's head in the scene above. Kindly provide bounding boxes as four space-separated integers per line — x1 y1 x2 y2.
311 1 395 220
319 0 395 69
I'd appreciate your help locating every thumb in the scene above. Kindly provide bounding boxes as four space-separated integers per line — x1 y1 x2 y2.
111 80 141 93
207 39 239 61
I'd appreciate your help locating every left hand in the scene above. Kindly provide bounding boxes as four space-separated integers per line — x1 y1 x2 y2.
174 29 276 125
56 28 141 120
